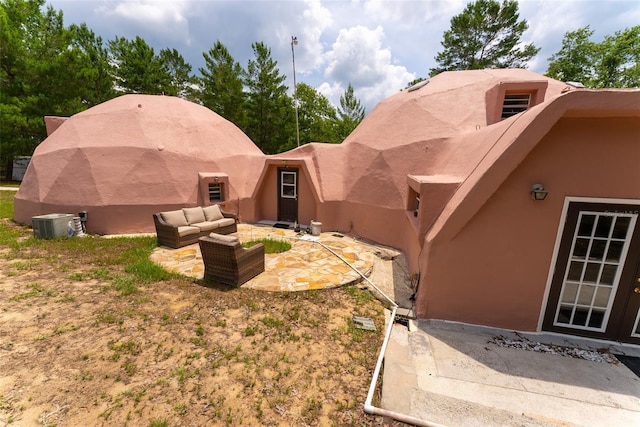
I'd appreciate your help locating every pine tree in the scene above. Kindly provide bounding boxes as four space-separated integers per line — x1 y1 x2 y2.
108 36 170 94
430 0 539 76
243 42 293 153
198 40 246 128
159 48 195 99
335 83 365 141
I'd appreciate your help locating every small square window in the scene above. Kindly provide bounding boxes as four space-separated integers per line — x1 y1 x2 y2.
209 183 223 202
501 93 531 119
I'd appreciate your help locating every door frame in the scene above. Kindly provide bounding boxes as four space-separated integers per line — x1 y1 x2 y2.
538 197 640 343
277 167 298 223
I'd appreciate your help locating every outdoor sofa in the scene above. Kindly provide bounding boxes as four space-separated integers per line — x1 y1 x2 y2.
199 233 265 286
153 205 237 248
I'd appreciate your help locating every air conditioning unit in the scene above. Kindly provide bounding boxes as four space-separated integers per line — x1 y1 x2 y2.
32 214 74 239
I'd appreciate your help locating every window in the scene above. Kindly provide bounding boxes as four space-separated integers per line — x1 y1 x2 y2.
501 93 531 119
280 171 297 199
209 183 223 202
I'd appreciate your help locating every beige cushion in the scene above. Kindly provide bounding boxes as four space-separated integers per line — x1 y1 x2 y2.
216 218 236 228
203 204 224 221
192 221 219 231
207 233 240 245
183 207 205 224
161 210 188 227
177 226 200 237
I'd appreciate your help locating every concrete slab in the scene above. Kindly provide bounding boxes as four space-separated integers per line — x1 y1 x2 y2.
381 320 640 427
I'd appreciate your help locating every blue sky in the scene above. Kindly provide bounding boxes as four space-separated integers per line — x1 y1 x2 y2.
47 0 640 111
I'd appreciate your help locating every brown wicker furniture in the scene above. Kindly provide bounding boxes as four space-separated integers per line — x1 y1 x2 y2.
199 233 265 286
153 205 237 248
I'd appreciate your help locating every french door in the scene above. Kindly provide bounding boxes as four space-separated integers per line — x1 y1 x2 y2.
543 201 640 344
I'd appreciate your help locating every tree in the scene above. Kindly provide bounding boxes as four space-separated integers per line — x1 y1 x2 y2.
159 48 195 99
68 23 115 106
546 26 640 88
198 40 246 128
243 42 293 153
335 83 365 141
0 0 98 175
430 0 539 76
545 26 595 85
108 36 170 94
290 83 338 148
595 26 640 88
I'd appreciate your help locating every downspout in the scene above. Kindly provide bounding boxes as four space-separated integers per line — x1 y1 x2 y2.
317 241 448 427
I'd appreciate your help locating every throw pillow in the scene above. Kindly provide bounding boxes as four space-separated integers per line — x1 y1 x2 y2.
203 204 224 221
183 207 205 224
160 210 188 227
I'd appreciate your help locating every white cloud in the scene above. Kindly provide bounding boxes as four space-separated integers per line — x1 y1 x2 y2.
363 0 466 27
99 0 192 45
297 0 334 72
322 25 415 109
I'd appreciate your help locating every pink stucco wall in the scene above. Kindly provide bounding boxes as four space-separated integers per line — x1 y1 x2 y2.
417 117 640 330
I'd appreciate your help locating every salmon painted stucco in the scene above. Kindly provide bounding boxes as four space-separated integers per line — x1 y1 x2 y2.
14 69 640 334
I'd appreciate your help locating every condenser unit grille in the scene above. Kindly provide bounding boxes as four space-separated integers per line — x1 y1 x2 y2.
32 214 74 239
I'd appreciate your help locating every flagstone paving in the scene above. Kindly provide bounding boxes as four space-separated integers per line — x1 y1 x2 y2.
150 224 377 291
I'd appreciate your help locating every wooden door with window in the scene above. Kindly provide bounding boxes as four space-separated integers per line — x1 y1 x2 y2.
277 168 298 223
543 202 640 344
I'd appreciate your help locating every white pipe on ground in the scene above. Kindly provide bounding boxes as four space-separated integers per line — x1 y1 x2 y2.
312 238 448 427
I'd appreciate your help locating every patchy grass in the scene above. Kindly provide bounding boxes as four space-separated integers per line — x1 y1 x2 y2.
242 237 291 254
0 192 394 426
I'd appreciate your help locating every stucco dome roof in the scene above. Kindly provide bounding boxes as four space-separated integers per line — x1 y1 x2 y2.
15 94 265 231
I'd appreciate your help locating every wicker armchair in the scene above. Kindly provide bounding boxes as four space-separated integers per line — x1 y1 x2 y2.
199 233 265 286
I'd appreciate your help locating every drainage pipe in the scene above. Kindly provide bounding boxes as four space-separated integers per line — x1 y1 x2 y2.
314 239 448 427
317 241 397 308
362 304 447 427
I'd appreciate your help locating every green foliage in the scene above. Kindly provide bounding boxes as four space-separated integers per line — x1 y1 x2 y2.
198 40 247 127
242 238 291 254
159 47 196 98
335 83 366 141
546 25 640 88
0 0 97 170
430 0 539 76
68 23 115 106
545 26 596 85
293 83 339 145
108 36 170 95
244 42 294 154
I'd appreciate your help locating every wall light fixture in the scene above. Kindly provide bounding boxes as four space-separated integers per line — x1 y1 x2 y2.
531 183 548 200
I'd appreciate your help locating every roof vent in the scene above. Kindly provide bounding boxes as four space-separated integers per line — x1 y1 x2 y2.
501 93 531 119
566 81 585 88
407 79 429 92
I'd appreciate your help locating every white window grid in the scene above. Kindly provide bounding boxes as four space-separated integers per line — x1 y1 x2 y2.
281 171 297 199
553 211 637 332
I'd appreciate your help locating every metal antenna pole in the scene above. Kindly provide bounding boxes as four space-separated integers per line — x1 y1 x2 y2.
291 36 300 147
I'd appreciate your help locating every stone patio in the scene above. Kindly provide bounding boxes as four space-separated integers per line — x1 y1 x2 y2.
150 224 382 292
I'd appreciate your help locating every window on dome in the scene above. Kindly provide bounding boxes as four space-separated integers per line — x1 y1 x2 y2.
501 93 531 119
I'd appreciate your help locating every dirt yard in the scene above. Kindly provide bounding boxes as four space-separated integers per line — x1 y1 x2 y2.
0 214 396 426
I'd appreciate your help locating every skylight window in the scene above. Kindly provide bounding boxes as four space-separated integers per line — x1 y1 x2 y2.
501 93 531 119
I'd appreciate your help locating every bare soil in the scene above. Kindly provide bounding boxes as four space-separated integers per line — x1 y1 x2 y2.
0 218 397 426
